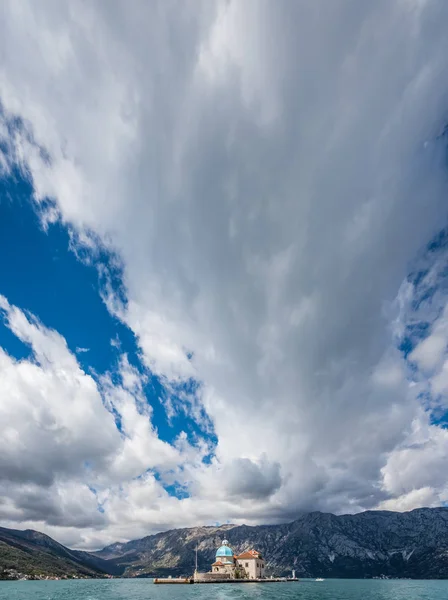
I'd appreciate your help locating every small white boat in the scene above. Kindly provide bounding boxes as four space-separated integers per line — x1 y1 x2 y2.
315 578 324 581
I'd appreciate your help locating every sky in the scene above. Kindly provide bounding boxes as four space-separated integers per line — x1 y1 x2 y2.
1 0 448 551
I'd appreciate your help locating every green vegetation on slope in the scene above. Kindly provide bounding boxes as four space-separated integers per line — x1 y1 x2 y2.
0 541 101 579
0 527 120 580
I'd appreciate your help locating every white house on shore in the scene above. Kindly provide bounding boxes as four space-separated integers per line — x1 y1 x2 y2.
195 539 266 581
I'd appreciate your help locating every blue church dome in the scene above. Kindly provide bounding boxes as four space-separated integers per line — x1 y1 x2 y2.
216 539 233 558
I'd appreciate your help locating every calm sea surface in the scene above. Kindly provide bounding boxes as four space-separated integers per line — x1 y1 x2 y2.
0 579 447 600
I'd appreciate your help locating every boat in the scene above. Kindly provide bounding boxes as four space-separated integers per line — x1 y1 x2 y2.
315 578 324 581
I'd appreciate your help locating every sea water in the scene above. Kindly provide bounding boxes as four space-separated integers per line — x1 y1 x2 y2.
0 578 448 600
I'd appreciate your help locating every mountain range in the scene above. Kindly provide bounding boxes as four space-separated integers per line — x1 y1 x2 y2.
2 507 448 579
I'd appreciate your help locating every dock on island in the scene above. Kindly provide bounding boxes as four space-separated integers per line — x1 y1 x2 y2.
154 577 193 584
154 577 300 585
193 577 299 584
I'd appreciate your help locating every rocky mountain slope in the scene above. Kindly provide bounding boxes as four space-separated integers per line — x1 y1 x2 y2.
95 507 448 578
3 508 448 579
0 527 119 579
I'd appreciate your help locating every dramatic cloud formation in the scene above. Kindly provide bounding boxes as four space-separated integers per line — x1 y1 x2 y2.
1 0 448 548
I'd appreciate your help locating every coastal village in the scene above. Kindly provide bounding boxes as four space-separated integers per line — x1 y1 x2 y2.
0 568 113 581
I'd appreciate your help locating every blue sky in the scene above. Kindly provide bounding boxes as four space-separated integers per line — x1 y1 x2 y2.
0 170 125 371
0 168 214 462
1 0 448 551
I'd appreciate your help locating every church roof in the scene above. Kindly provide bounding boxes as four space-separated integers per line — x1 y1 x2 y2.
216 539 234 557
236 550 262 560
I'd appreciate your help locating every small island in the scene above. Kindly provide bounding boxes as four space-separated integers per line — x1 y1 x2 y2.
154 539 299 584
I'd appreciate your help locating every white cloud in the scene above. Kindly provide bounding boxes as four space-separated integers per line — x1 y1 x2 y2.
378 487 442 513
0 296 287 548
0 296 219 546
1 0 448 547
0 295 119 487
410 304 448 372
75 346 90 354
378 414 448 510
404 295 448 412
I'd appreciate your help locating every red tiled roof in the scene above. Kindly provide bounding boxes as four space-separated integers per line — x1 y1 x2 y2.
236 549 262 560
212 561 224 566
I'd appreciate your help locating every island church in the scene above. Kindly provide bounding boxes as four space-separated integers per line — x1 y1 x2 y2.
195 539 266 581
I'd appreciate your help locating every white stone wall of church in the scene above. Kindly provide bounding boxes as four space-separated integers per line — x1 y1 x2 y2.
237 558 265 579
